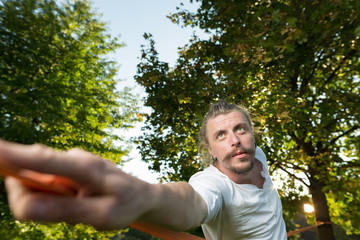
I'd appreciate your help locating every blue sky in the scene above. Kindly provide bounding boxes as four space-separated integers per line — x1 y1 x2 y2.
92 0 203 89
90 1 205 182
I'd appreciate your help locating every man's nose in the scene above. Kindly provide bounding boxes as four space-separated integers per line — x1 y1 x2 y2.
229 132 240 147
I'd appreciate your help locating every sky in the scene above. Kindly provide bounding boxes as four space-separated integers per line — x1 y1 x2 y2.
90 1 205 183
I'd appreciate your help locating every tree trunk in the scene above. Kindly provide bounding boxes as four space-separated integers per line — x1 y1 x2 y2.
309 177 335 240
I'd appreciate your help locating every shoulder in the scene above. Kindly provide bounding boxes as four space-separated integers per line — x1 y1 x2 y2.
189 165 230 188
189 165 234 205
189 166 232 223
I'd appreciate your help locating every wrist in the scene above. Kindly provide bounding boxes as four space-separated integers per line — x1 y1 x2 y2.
138 182 162 219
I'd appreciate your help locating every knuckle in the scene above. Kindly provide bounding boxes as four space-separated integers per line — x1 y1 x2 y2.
30 143 48 154
30 143 56 161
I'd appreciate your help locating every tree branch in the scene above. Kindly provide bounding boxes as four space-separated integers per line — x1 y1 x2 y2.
289 131 316 156
277 164 310 188
324 49 357 85
340 161 360 169
330 125 360 145
268 155 310 186
299 49 324 96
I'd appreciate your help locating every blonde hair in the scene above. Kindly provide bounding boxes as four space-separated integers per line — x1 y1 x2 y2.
198 100 255 167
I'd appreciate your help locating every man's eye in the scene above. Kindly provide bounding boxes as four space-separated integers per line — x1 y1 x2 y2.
237 128 245 134
218 133 225 139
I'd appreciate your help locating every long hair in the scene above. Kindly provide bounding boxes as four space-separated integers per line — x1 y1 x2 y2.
198 100 255 167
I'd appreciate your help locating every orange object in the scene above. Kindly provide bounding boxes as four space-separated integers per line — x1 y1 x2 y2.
0 156 79 196
287 224 317 237
286 221 330 237
130 221 205 240
1 155 327 239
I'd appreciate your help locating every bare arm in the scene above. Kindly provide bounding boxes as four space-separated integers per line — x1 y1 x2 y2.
1 139 207 231
141 182 207 231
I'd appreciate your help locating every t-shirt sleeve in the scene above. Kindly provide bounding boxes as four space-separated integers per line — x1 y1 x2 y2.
189 170 226 223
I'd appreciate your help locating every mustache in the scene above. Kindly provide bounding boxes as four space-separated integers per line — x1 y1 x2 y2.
223 147 255 162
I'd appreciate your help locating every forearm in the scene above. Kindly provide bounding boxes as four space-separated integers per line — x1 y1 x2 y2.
140 182 207 231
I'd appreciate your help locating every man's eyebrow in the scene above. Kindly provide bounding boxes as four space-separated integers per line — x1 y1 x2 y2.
213 129 226 138
233 123 248 131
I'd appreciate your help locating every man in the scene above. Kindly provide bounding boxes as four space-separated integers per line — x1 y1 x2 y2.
2 100 287 239
189 100 287 239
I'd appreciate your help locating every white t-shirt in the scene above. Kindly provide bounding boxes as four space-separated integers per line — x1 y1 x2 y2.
189 147 287 240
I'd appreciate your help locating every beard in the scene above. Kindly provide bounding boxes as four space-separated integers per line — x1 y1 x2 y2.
230 160 254 174
223 147 255 174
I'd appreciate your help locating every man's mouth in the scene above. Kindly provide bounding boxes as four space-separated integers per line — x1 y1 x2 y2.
232 150 247 158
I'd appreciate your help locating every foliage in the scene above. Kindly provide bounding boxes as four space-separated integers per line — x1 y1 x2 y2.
135 0 360 239
0 0 140 238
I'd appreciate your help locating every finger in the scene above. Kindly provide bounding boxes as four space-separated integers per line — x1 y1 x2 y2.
0 139 65 172
5 176 42 221
0 139 114 185
6 176 135 230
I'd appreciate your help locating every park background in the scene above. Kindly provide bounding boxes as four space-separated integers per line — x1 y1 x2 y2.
0 0 359 239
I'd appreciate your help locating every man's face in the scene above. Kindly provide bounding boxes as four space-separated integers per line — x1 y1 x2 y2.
207 111 256 175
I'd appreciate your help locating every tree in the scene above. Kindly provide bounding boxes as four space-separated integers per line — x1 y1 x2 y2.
135 0 360 239
0 0 140 238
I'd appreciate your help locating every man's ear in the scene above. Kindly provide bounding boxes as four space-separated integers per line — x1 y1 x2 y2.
207 144 214 158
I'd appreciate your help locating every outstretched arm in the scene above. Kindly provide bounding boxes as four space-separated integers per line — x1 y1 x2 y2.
1 139 207 231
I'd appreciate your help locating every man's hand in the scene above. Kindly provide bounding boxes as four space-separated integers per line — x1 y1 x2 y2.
1 139 155 230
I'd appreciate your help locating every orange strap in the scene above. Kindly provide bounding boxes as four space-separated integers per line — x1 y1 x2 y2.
130 221 205 240
0 156 79 196
134 220 329 239
287 221 330 237
0 156 329 240
287 224 317 237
